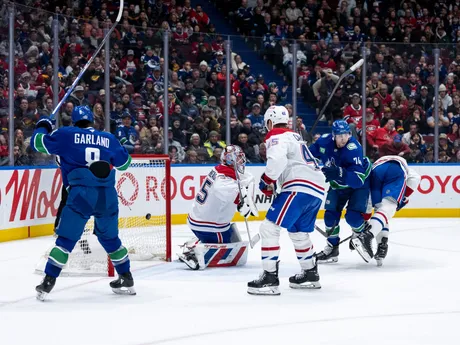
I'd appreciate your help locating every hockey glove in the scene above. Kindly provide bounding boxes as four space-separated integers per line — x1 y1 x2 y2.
322 165 346 184
396 197 409 211
237 187 258 219
35 116 54 133
259 173 276 196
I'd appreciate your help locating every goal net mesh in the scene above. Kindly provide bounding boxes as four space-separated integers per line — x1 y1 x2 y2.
36 156 170 276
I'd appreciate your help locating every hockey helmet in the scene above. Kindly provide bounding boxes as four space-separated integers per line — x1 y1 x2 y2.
221 145 246 174
332 120 351 136
263 105 289 130
72 105 94 124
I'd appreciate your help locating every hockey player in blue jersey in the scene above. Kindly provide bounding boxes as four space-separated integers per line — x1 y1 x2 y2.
31 106 136 301
366 155 421 266
309 120 374 263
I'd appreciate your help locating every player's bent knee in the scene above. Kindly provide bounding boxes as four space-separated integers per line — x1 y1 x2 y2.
55 236 78 253
288 232 312 246
324 210 340 228
345 210 364 229
375 198 398 220
260 219 281 239
97 236 122 253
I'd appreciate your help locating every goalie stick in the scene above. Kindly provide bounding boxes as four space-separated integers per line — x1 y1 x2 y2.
309 58 364 135
50 0 125 121
232 155 260 249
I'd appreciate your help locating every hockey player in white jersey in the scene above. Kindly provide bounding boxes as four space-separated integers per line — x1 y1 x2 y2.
247 105 326 296
366 155 421 266
178 145 258 270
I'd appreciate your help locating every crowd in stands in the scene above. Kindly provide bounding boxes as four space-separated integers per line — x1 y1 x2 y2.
0 0 459 167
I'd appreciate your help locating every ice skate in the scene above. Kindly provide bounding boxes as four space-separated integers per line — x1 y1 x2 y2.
247 261 280 296
289 264 321 289
36 275 56 301
316 242 339 263
351 230 374 263
178 250 199 270
375 237 388 267
110 272 136 295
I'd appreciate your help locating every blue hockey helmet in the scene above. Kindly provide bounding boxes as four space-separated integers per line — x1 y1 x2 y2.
332 120 351 136
72 105 94 124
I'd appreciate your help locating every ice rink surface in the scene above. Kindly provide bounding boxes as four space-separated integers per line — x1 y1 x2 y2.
1 218 459 345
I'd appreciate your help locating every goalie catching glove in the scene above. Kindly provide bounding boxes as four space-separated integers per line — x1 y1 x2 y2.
237 181 259 219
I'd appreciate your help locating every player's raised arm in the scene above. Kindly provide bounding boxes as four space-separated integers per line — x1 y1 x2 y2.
111 140 132 171
30 117 62 156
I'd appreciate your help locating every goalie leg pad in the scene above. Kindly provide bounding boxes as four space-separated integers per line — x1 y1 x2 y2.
289 232 315 270
260 219 281 273
194 241 249 269
369 198 397 237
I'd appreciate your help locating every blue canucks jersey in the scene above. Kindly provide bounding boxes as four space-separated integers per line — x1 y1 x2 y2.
309 134 370 190
31 126 131 187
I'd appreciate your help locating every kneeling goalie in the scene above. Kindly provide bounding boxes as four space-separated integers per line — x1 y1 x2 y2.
178 145 258 270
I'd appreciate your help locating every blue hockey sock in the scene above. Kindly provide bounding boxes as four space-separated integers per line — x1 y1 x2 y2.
45 236 77 278
109 246 131 274
327 228 340 246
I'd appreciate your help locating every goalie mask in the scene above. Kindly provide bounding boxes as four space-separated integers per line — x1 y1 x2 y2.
221 145 246 174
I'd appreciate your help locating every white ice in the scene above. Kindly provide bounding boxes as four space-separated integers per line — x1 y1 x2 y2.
1 218 459 345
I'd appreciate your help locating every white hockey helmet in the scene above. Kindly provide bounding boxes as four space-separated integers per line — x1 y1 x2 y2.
221 145 246 174
264 105 289 129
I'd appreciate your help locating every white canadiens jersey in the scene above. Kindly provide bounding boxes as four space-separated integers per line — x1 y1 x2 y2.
372 155 421 192
265 128 326 200
188 165 253 233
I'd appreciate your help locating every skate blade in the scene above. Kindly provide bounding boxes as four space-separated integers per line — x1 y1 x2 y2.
247 286 280 296
351 239 372 263
317 257 338 264
36 290 48 302
177 255 199 270
112 287 136 296
289 281 321 289
375 258 383 267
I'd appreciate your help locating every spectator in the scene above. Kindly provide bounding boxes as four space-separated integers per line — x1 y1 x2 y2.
141 126 163 154
380 134 411 158
439 133 455 158
188 133 208 159
115 113 139 153
167 127 185 162
204 130 226 157
367 119 397 155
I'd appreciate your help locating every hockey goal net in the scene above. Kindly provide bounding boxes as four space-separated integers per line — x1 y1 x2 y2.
36 155 171 277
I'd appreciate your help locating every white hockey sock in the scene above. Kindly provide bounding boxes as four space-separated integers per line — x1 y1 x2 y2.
289 232 315 270
369 198 397 237
260 219 281 273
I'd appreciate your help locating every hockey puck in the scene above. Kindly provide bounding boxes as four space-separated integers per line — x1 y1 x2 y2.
146 213 151 220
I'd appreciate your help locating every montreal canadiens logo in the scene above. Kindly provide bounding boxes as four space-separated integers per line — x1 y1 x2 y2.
116 172 139 207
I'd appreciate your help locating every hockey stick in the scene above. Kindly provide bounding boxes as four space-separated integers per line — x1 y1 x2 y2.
309 58 364 135
49 0 124 121
315 224 352 245
232 156 260 249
